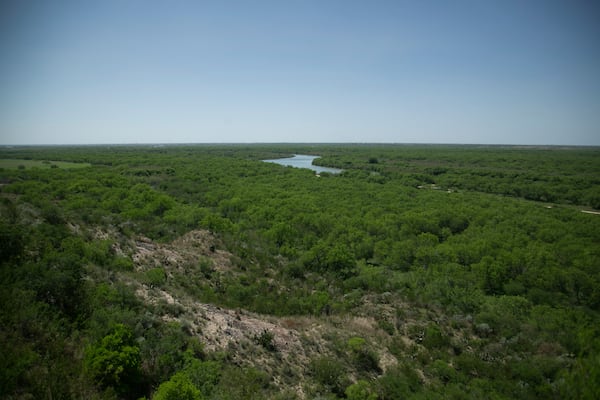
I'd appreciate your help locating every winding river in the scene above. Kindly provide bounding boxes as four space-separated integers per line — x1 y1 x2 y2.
262 154 342 174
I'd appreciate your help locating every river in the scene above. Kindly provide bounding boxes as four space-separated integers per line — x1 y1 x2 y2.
262 154 343 174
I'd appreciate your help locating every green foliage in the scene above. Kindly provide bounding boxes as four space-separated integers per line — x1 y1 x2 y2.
84 324 141 393
310 356 349 395
147 349 222 400
377 318 395 335
113 255 134 271
346 379 378 400
0 288 51 398
138 321 191 385
213 366 270 400
377 364 422 399
347 337 381 375
32 249 86 318
421 324 449 349
560 351 600 400
184 358 222 398
1 144 599 399
254 329 277 351
347 336 367 352
353 348 381 375
477 295 531 338
326 243 356 276
144 267 167 287
0 221 25 263
428 359 457 383
153 371 202 400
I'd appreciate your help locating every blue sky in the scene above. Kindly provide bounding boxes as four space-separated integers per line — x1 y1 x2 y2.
1 0 599 145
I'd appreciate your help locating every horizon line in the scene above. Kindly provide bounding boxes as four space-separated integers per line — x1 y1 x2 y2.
2 142 600 148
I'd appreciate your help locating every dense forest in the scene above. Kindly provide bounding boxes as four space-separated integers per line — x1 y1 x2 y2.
1 144 599 399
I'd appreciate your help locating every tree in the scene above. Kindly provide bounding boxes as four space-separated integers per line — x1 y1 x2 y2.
0 221 24 263
310 356 348 395
326 243 356 277
84 324 141 394
560 352 600 400
154 372 202 400
346 379 378 400
347 337 381 375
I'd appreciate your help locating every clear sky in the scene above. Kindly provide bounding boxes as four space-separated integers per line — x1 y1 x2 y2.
1 0 599 145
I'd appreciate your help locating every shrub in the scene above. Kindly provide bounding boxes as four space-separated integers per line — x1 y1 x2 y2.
84 324 140 393
347 337 381 374
145 267 167 287
154 372 202 400
354 349 381 374
214 366 270 399
0 222 24 263
185 358 221 398
428 359 457 383
347 337 367 352
346 379 378 400
310 356 348 395
377 318 395 335
254 329 276 351
422 324 449 349
113 255 134 271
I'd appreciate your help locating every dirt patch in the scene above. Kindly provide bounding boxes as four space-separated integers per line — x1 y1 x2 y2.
133 230 232 273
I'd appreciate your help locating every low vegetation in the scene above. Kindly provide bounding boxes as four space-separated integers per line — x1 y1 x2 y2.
1 144 598 399
0 158 91 170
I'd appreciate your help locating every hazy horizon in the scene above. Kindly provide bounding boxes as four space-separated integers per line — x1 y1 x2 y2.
3 142 599 149
1 1 599 146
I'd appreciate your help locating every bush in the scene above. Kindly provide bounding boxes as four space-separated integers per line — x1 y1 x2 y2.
347 337 381 374
310 356 348 395
185 358 221 398
214 366 270 399
0 222 24 263
347 337 367 352
154 372 202 400
377 318 395 335
428 359 457 383
145 267 167 287
254 329 276 351
354 349 381 374
84 324 141 394
113 255 134 271
422 324 449 349
346 379 378 400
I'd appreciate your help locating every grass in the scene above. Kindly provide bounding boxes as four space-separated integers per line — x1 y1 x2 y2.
0 159 91 170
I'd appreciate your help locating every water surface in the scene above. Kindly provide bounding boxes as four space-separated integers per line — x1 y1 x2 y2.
263 154 342 174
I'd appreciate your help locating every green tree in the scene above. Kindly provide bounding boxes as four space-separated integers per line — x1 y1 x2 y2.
347 337 381 375
84 324 141 393
421 324 449 350
184 358 221 398
144 267 167 287
154 371 202 400
214 366 270 400
310 356 348 395
560 352 600 400
0 221 24 263
346 379 378 400
326 243 356 277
